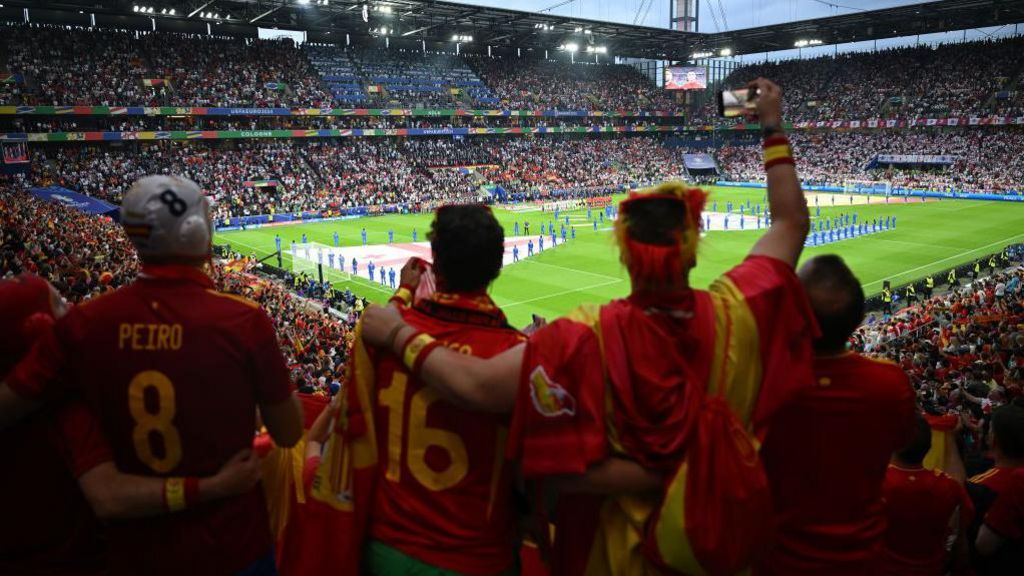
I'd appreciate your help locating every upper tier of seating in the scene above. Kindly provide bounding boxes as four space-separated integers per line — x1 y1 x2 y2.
3 25 1023 118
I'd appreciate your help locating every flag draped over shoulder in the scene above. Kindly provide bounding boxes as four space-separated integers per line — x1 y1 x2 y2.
922 413 959 474
258 394 329 553
510 256 817 576
276 323 379 576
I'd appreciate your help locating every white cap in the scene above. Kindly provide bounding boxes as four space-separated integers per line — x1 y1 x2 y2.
121 175 211 261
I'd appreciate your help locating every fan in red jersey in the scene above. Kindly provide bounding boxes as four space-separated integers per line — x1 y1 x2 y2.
360 78 819 576
0 274 264 575
292 205 527 576
756 255 917 576
878 414 974 575
0 175 303 576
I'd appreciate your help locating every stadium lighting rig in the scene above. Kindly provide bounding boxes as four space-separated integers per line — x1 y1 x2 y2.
794 39 823 47
534 23 554 31
134 5 176 16
585 45 607 54
451 34 473 43
691 51 714 59
719 47 732 56
559 42 579 52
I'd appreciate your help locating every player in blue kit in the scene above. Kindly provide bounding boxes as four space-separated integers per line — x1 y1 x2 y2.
513 245 519 262
388 268 396 289
302 233 308 243
351 257 358 275
527 239 534 256
368 261 375 281
514 222 519 236
388 229 394 244
379 266 386 285
539 235 544 251
412 228 418 242
334 231 340 247
275 234 281 252
361 228 367 245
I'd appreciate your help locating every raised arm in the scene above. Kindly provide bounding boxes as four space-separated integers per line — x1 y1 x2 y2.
747 78 810 267
360 304 522 413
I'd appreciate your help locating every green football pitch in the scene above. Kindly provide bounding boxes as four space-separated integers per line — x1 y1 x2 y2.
216 186 1024 328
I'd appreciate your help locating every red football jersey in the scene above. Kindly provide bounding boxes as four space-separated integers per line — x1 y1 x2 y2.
878 464 973 575
8 266 293 576
758 353 917 575
970 466 1017 496
367 292 525 576
984 469 1024 540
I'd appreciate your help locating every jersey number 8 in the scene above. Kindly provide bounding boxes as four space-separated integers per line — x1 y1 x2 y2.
128 370 184 473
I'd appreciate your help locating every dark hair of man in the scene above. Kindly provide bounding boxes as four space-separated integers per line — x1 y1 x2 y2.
623 197 688 245
429 204 504 293
991 397 1024 459
894 414 932 465
798 255 865 353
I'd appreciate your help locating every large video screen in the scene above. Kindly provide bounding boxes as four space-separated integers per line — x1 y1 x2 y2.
665 66 707 90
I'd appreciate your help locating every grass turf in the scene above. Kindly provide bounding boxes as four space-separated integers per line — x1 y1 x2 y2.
216 185 1024 328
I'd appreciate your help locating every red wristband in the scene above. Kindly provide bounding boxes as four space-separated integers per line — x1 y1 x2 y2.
763 135 795 170
184 477 200 508
411 340 444 375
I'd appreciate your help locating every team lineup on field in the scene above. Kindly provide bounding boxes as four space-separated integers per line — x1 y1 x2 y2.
219 186 1024 326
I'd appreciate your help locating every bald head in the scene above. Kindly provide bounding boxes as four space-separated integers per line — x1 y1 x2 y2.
798 255 865 353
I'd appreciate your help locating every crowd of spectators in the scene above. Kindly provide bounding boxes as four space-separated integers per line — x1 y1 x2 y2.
2 27 152 106
0 113 680 134
713 128 1024 194
5 24 1024 121
141 34 333 108
216 267 356 396
1 25 674 112
1 25 331 108
469 55 676 112
852 259 1024 468
713 36 1024 123
28 135 683 218
0 175 137 301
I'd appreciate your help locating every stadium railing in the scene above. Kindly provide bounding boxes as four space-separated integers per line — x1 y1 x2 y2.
863 244 1023 312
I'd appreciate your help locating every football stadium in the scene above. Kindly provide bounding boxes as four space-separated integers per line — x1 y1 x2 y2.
3 0 1024 574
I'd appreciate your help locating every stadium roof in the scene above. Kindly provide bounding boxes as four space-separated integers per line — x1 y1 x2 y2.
5 0 1024 60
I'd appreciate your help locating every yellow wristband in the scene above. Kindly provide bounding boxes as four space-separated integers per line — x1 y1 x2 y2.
763 144 792 163
390 287 413 306
164 477 186 512
402 333 436 372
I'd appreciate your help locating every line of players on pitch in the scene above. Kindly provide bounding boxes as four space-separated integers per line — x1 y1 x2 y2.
276 204 620 277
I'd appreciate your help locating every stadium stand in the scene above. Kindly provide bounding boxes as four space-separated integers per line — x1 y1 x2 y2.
468 55 678 111
699 35 1024 123
712 128 1024 194
26 136 685 218
852 260 1024 449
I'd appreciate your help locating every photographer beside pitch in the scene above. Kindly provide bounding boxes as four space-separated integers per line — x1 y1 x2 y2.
360 78 818 574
